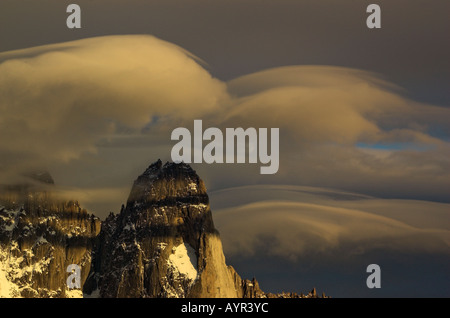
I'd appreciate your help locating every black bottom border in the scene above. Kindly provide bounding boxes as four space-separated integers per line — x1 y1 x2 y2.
0 298 445 315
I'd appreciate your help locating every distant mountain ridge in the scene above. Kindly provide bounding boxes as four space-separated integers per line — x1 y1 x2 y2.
0 160 325 298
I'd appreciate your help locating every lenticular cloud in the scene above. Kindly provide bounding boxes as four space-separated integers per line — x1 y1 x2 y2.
0 35 228 172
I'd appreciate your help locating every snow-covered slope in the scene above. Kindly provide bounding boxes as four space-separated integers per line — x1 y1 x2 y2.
0 195 100 297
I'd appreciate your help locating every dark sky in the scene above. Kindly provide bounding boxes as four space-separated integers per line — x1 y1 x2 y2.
1 0 449 105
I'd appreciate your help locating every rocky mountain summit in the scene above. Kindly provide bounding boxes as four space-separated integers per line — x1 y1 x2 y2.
0 160 326 298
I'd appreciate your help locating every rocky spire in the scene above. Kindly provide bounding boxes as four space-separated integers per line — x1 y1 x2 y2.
84 160 240 297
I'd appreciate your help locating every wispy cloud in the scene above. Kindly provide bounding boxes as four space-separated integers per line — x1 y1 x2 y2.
212 185 450 261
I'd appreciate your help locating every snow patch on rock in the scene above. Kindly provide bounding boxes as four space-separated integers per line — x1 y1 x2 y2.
168 242 198 282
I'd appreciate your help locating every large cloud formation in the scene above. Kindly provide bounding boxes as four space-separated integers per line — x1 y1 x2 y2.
0 34 448 205
218 66 450 201
227 66 449 145
0 35 228 176
211 185 450 259
0 34 449 296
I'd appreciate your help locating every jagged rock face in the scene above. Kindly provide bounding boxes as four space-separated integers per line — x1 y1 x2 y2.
0 162 326 298
0 192 101 298
85 160 241 298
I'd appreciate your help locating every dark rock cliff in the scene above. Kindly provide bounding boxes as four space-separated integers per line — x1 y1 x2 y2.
84 160 240 297
0 161 326 298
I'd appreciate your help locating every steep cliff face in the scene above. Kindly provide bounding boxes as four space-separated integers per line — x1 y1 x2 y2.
0 178 100 297
0 162 326 298
84 160 241 297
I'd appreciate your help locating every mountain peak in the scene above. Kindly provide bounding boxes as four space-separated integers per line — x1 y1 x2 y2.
84 159 237 297
139 159 197 180
141 158 163 176
128 160 207 205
